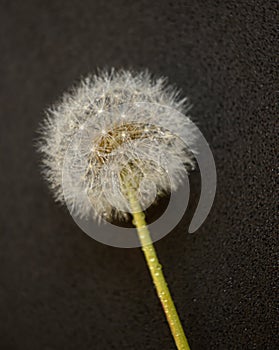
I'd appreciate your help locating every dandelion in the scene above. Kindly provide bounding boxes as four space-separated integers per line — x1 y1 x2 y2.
38 69 194 350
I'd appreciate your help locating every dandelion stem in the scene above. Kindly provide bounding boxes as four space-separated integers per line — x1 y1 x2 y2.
127 186 191 350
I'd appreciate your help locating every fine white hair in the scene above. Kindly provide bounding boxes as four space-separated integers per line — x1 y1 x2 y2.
38 69 196 221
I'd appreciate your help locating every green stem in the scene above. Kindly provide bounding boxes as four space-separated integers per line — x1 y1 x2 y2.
127 187 191 350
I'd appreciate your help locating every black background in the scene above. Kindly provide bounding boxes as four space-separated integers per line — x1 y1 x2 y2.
0 0 277 349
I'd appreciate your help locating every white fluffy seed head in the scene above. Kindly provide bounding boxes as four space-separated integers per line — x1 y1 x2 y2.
37 69 196 222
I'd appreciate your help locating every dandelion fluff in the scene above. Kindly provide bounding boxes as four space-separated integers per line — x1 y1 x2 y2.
38 69 196 221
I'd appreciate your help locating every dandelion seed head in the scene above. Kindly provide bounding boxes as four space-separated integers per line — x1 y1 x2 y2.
38 69 196 221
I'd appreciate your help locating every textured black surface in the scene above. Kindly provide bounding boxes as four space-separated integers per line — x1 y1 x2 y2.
0 1 277 349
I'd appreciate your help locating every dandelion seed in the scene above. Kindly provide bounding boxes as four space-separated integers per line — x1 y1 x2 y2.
37 69 195 221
